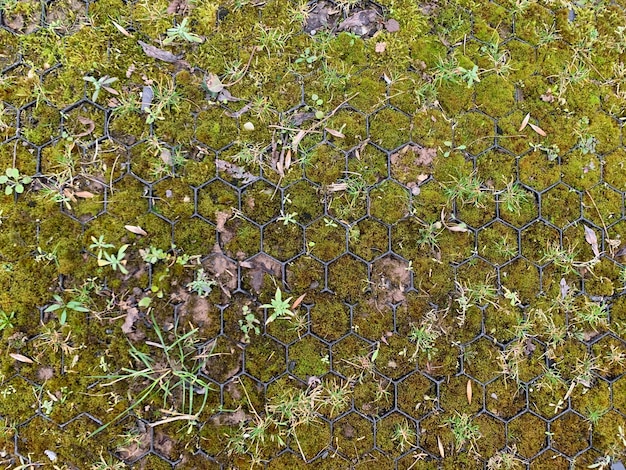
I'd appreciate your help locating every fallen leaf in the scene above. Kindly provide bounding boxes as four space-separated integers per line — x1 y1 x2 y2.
291 293 307 310
291 129 307 153
584 225 600 257
284 148 292 172
215 210 232 233
112 20 132 38
437 435 445 458
519 112 530 132
338 9 380 37
74 116 95 138
141 86 154 111
540 90 555 102
225 102 252 118
138 40 182 63
159 148 172 166
125 225 148 236
528 122 547 137
74 191 95 198
167 0 189 14
467 379 472 405
204 73 224 94
615 246 626 257
446 223 470 232
121 307 140 334
375 42 386 53
559 277 570 299
10 353 34 363
325 127 345 139
385 18 400 32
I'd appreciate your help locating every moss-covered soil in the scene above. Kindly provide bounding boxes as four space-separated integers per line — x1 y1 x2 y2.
0 0 626 468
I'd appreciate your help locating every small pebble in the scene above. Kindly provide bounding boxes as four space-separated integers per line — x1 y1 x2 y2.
44 450 57 462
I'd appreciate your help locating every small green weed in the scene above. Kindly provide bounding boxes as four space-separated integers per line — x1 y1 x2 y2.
44 294 90 325
163 17 203 44
92 313 215 436
83 75 118 102
262 287 294 325
447 412 481 453
0 168 32 195
186 268 217 297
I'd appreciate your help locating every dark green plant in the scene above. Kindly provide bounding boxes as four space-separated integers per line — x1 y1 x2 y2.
44 294 90 325
0 310 15 332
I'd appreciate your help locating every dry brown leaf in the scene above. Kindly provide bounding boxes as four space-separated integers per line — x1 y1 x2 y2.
121 307 140 334
74 191 95 199
10 353 34 363
74 116 95 138
385 18 400 32
141 86 154 111
584 225 600 257
467 379 473 405
215 210 232 233
325 127 345 139
204 73 224 94
160 148 172 166
291 129 307 153
291 293 307 310
284 148 292 172
138 40 182 63
529 123 547 137
447 223 470 233
519 112 530 132
112 20 132 38
125 225 148 236
437 436 445 458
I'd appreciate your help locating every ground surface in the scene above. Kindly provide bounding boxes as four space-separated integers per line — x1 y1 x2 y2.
0 0 625 468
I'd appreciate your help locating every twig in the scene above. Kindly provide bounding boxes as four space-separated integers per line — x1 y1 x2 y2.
223 46 257 88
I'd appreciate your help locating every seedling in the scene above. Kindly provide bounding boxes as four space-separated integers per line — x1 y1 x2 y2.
83 75 118 102
447 412 481 453
0 310 15 332
0 168 32 195
277 210 298 225
262 287 294 325
238 306 260 343
139 245 169 264
392 419 417 452
498 180 530 215
186 268 217 297
440 141 467 158
98 244 130 274
44 294 90 325
295 47 318 67
163 17 203 44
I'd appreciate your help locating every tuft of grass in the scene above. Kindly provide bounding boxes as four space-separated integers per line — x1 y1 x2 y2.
91 313 215 436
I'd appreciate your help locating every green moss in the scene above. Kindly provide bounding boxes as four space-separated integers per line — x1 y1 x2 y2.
369 181 409 224
306 219 346 261
352 302 394 342
262 222 302 261
309 294 350 341
508 413 546 459
241 181 280 224
304 144 345 186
